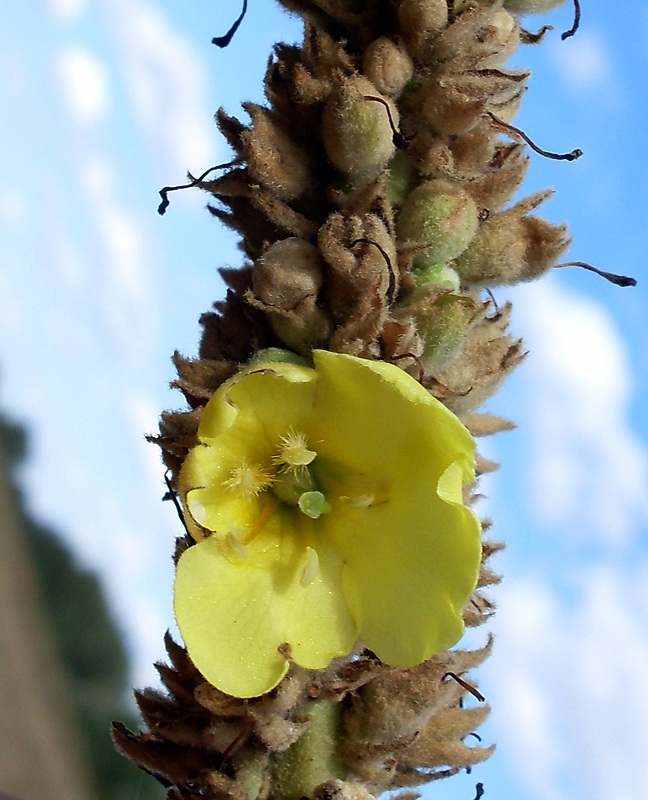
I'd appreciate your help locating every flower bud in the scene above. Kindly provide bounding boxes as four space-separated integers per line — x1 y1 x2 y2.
413 264 461 291
362 37 414 98
397 179 479 275
241 103 311 201
386 150 416 208
479 9 520 68
321 76 397 186
249 238 331 353
397 0 448 56
252 238 324 309
435 305 525 415
396 290 480 373
504 0 570 14
454 190 571 286
419 80 483 136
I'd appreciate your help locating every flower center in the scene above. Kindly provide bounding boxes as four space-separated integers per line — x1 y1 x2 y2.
223 429 332 520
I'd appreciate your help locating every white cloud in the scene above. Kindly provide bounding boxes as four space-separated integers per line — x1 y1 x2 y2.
123 391 169 499
0 193 27 227
549 31 613 93
79 158 157 356
102 0 216 177
57 47 110 123
487 565 648 800
510 276 648 550
45 0 87 21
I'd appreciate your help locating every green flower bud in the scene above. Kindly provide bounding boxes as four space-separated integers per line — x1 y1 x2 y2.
412 263 461 292
396 290 479 373
386 150 416 208
247 348 310 367
397 179 479 275
321 76 397 186
504 0 570 14
435 305 525 415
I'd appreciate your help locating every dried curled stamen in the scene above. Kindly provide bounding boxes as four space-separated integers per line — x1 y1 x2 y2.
212 0 248 47
442 672 486 702
363 95 411 150
350 238 397 303
163 469 189 531
555 261 637 287
485 111 583 162
484 288 501 319
157 161 237 215
520 25 553 45
561 0 581 41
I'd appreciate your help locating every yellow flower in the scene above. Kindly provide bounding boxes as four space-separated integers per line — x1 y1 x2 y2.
174 350 481 697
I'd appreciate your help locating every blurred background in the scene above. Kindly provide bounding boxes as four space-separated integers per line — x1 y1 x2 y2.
1 1 646 799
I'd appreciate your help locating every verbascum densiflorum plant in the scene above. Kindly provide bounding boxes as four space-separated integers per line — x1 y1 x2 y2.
112 1 615 799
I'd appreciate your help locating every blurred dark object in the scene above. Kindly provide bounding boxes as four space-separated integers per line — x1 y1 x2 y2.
0 409 163 800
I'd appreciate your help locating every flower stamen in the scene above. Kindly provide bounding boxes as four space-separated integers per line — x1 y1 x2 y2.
340 493 375 509
223 459 275 498
300 546 319 587
273 429 317 472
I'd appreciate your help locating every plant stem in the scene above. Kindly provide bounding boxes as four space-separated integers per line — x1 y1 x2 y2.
272 699 346 800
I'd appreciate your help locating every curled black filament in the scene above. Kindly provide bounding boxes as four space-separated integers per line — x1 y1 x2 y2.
212 0 248 47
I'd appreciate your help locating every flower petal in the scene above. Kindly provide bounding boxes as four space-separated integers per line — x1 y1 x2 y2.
198 362 317 451
311 350 476 481
310 350 481 664
325 494 480 665
174 511 357 697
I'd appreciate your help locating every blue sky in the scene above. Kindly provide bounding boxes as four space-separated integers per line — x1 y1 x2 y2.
1 2 647 800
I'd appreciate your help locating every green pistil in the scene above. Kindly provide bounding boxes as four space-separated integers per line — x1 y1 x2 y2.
298 491 332 519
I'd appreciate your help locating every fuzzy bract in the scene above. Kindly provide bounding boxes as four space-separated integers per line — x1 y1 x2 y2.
174 350 481 697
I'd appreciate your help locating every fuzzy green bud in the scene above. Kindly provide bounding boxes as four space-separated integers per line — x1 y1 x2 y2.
321 76 397 186
397 179 479 276
504 0 570 13
397 291 479 373
386 150 416 208
247 348 310 367
412 263 461 291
